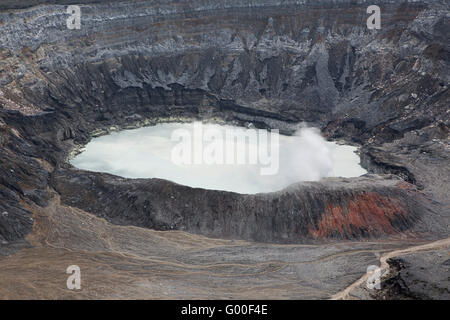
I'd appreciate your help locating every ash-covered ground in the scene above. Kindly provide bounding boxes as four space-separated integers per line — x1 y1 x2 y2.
0 0 448 299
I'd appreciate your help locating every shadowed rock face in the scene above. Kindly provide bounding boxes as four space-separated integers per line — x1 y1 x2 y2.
52 169 428 243
379 249 450 300
0 0 449 245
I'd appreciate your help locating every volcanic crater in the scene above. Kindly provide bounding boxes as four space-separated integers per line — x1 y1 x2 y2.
0 0 448 299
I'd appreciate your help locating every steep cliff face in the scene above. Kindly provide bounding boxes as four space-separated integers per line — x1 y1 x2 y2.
2 1 448 125
52 169 433 243
0 0 448 244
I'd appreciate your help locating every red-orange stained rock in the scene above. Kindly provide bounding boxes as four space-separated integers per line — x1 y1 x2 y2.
309 192 408 238
396 181 414 190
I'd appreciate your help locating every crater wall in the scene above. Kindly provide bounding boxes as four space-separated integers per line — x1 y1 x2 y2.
0 0 448 244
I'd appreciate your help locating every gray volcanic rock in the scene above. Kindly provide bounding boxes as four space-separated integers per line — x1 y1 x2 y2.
52 169 445 243
0 0 447 242
381 249 450 300
0 0 448 299
350 245 450 300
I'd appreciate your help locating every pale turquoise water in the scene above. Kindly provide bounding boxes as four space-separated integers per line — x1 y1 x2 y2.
71 123 367 194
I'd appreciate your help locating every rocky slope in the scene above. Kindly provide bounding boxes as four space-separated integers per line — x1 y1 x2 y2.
0 0 448 299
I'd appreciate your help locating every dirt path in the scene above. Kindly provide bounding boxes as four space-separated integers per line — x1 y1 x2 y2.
330 237 450 300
